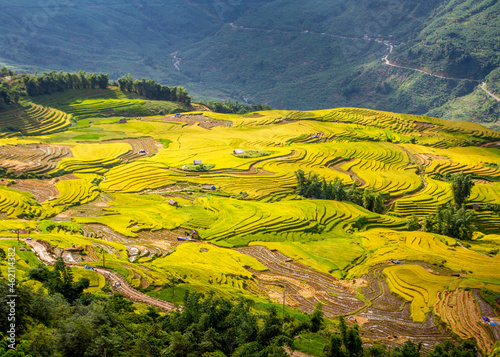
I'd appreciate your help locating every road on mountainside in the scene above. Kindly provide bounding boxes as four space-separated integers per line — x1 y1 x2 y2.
481 82 500 102
228 22 485 85
380 43 460 80
25 239 176 312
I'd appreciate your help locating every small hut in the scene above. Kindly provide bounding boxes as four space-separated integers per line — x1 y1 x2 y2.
234 149 245 155
472 204 480 211
189 229 199 240
193 160 203 165
118 118 128 124
182 165 188 170
168 199 179 207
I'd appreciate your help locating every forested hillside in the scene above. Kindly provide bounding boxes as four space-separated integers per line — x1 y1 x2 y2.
0 0 499 124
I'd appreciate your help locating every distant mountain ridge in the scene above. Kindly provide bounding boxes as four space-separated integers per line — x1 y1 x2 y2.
0 0 499 125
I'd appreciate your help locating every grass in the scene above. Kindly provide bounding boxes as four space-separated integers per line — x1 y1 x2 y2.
232 150 273 158
293 332 329 357
31 89 148 119
31 88 197 120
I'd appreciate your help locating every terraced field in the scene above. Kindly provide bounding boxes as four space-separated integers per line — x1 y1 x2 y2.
0 103 72 136
1 99 500 353
31 88 148 119
0 143 71 174
434 289 497 355
0 185 41 218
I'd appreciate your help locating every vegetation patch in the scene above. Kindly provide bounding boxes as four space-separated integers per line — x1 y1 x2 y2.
178 163 215 172
232 150 273 158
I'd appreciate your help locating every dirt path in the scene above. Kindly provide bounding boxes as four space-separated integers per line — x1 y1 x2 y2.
328 158 366 186
385 145 428 206
228 22 478 83
381 44 449 79
25 239 176 312
481 82 500 102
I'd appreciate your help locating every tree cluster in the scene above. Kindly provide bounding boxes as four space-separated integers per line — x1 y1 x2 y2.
406 173 477 240
322 316 476 357
1 268 479 357
323 316 362 357
449 173 475 208
200 99 271 114
23 71 109 97
295 170 385 214
422 203 476 241
0 67 24 109
28 257 90 303
117 74 191 104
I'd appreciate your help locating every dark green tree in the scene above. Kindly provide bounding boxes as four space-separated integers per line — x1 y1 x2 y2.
390 340 420 357
28 257 89 303
344 325 363 357
309 303 324 333
406 215 421 231
450 172 475 207
323 335 346 357
422 203 476 240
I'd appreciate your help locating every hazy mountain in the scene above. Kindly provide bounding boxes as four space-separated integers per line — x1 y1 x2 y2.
0 0 499 123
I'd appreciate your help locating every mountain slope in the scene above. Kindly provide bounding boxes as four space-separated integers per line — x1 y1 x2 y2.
0 0 499 124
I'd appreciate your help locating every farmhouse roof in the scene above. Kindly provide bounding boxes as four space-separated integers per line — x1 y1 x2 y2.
168 199 178 206
189 229 199 235
193 160 203 165
234 149 244 154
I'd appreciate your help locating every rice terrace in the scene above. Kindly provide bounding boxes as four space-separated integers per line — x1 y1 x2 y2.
1 78 500 355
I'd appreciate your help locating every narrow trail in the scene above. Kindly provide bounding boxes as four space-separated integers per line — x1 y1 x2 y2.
380 44 467 80
481 82 500 102
385 145 428 206
25 239 176 312
228 23 480 83
328 158 366 186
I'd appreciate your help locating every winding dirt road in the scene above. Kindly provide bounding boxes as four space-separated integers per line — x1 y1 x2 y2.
481 82 500 102
228 22 488 90
25 239 176 312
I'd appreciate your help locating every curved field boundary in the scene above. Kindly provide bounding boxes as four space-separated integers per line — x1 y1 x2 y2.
0 186 41 218
481 82 500 102
0 104 72 135
237 245 366 316
357 269 455 354
0 144 72 174
434 289 495 355
384 265 457 323
25 238 176 312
